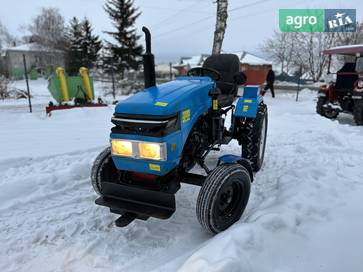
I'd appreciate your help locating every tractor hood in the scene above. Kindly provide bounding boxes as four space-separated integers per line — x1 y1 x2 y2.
114 77 214 116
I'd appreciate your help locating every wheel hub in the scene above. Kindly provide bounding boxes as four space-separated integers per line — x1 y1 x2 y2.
217 182 242 217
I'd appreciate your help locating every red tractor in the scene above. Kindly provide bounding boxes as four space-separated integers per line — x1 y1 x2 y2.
317 45 363 125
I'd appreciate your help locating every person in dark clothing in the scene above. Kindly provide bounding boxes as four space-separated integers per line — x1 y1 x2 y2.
263 69 275 98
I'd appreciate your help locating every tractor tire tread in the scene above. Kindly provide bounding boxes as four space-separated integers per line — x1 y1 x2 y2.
196 164 251 234
316 96 326 116
353 101 363 125
91 146 112 195
241 103 268 172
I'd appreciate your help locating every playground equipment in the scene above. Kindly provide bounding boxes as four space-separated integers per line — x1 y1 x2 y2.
46 67 106 114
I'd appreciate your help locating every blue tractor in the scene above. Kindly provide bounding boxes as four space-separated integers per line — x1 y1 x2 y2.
91 27 268 233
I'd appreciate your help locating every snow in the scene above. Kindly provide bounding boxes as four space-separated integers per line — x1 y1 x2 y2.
233 51 272 65
327 44 363 50
180 54 209 68
324 44 363 55
155 64 178 74
1 81 363 272
4 42 59 53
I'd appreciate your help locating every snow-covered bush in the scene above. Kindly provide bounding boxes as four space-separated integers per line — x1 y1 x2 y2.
0 75 9 99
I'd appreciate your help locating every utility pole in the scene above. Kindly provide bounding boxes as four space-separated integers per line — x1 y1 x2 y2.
22 54 32 113
169 62 173 81
296 64 303 102
212 0 228 55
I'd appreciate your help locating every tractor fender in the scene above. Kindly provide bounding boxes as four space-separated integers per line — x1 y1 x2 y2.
218 154 254 182
318 85 329 96
234 86 263 118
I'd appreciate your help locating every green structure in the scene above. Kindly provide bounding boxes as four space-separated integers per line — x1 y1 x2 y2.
48 69 95 104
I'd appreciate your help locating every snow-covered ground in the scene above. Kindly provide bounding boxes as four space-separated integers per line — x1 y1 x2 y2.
1 81 363 272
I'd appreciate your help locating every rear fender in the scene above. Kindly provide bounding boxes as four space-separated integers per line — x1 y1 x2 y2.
234 85 262 118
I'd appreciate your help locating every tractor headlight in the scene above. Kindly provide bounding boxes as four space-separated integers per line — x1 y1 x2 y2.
139 143 163 160
111 140 133 157
111 139 167 161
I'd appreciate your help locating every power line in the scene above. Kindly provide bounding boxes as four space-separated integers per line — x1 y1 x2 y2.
228 0 272 12
153 0 273 39
153 0 307 51
142 4 210 14
151 2 204 28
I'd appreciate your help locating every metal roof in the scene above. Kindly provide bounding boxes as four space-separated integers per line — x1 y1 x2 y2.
324 44 363 55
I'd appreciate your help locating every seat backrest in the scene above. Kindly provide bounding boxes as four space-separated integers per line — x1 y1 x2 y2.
203 54 240 95
335 62 358 91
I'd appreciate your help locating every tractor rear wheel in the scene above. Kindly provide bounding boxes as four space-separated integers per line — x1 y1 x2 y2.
353 101 363 125
241 103 268 172
196 164 251 234
91 147 120 195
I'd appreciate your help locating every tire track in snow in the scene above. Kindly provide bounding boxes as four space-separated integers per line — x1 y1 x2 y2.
0 148 210 272
1 92 363 272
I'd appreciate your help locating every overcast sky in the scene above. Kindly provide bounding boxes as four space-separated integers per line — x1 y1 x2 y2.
0 0 361 62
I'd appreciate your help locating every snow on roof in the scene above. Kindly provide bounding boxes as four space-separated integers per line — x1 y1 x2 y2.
327 44 363 50
175 51 272 68
155 64 178 74
324 44 363 55
179 54 209 68
233 51 272 65
5 43 60 53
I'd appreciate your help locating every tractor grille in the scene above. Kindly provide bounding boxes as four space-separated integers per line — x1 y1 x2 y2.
111 113 180 137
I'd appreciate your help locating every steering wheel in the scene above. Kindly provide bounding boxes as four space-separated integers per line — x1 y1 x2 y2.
187 67 221 81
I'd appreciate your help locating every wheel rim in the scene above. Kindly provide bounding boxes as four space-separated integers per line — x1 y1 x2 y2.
259 115 267 159
325 109 338 118
217 181 243 217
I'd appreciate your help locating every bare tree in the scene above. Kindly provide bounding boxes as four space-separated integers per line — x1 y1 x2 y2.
212 0 228 55
261 31 296 74
28 7 67 50
0 20 15 50
262 31 337 81
293 32 336 81
335 22 363 45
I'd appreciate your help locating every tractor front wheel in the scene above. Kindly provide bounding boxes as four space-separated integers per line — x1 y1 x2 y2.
353 100 363 125
316 96 326 116
196 164 251 234
91 147 120 195
316 95 339 119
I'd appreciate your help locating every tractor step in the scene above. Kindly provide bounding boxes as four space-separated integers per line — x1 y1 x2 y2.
95 182 176 226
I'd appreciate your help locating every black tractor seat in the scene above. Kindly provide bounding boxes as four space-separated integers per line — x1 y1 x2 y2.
203 54 241 107
334 62 358 94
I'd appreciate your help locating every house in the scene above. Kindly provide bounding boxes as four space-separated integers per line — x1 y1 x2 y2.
155 63 179 80
172 51 272 85
233 51 272 85
0 42 65 78
173 54 210 75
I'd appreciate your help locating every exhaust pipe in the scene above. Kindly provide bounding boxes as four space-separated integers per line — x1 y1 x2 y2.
142 26 156 89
